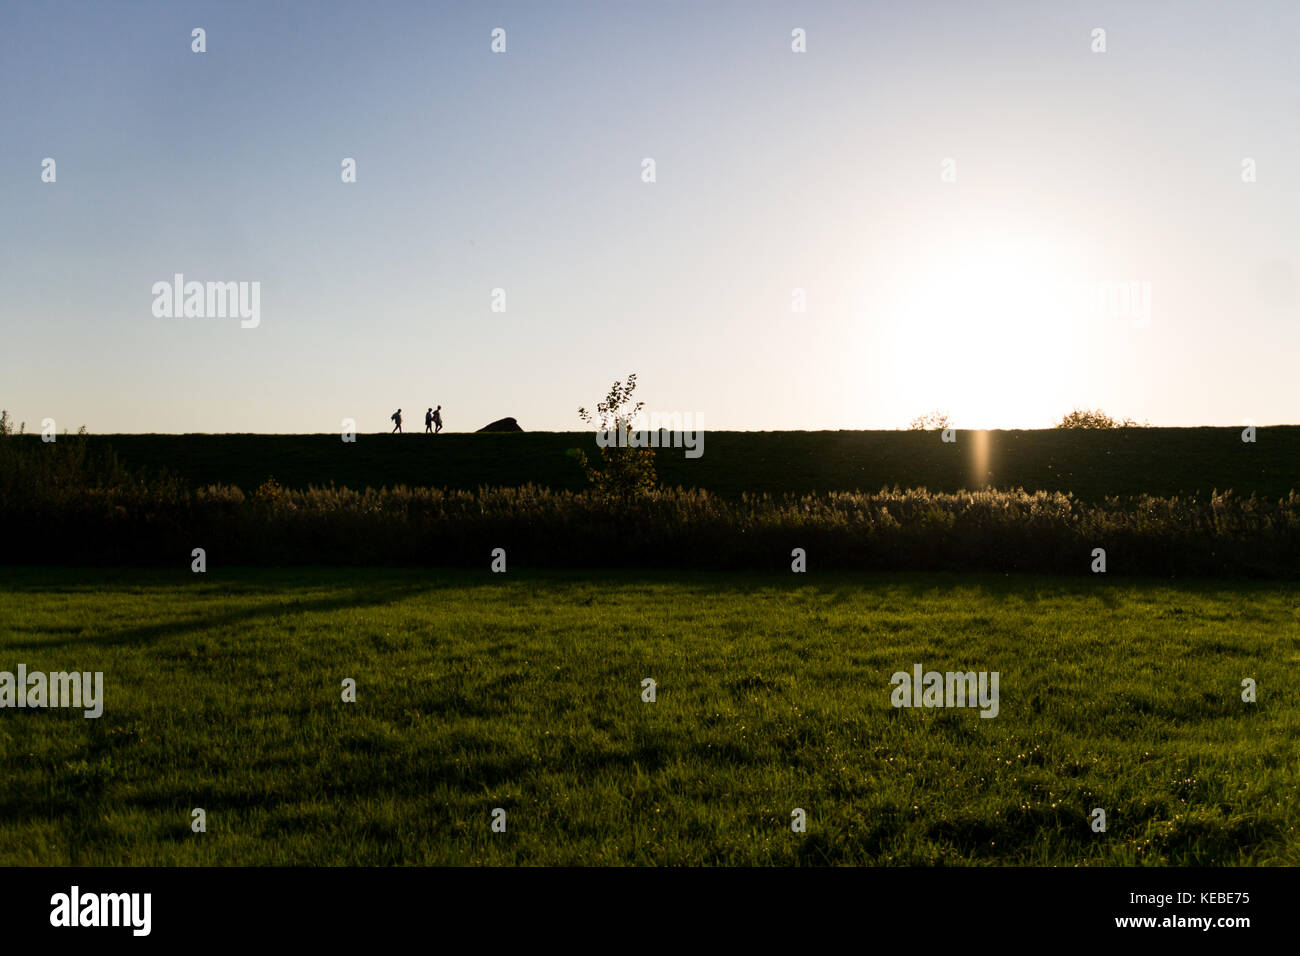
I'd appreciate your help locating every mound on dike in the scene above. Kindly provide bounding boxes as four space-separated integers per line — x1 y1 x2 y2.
476 417 523 433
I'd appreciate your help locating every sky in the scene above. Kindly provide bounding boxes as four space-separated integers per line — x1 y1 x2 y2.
2 0 1298 433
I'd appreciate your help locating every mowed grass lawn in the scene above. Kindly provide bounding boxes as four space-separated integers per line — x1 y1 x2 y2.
1 567 1297 866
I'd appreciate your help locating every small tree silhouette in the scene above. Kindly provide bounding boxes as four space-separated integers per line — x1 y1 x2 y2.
1056 408 1142 428
573 373 658 499
908 410 952 430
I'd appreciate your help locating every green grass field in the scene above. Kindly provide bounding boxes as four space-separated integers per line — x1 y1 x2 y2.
61 427 1300 500
2 567 1295 865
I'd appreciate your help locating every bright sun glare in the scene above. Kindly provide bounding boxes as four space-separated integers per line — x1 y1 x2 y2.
874 234 1090 429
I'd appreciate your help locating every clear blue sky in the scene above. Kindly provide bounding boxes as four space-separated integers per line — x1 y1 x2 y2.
3 0 1298 432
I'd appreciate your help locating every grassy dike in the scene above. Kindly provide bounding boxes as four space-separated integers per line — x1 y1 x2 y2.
1 567 1295 865
59 426 1300 502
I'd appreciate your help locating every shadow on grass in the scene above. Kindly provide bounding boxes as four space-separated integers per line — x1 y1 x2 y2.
1 578 434 652
2 567 1296 657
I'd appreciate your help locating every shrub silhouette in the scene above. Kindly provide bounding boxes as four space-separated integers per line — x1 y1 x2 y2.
573 373 658 500
1056 408 1142 428
909 410 952 430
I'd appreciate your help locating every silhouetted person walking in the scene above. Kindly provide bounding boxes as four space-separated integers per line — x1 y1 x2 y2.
433 405 443 434
425 408 434 433
391 408 402 433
